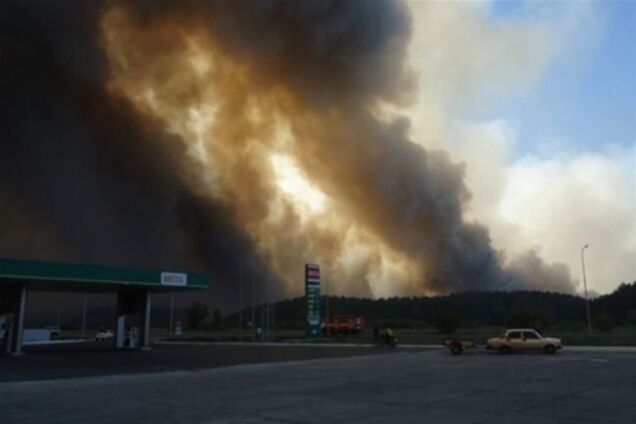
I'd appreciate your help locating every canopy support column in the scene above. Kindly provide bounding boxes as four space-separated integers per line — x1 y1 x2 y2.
114 288 152 350
0 282 28 355
140 291 151 350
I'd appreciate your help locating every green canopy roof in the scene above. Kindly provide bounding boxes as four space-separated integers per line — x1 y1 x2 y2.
0 258 208 291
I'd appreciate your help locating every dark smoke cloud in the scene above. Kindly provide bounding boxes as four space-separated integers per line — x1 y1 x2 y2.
122 0 414 106
0 1 277 306
0 0 577 303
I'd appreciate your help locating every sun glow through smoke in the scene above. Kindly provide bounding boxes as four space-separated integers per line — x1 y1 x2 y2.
270 154 326 215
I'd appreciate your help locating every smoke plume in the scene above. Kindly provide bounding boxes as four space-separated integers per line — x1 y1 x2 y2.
0 0 577 302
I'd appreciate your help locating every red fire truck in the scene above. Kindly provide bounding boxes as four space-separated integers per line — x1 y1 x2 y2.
321 315 366 335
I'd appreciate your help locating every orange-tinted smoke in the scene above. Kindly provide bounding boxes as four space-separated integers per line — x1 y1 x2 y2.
100 0 576 296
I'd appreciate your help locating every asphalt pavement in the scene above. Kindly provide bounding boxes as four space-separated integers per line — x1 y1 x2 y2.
0 341 391 382
1 343 635 423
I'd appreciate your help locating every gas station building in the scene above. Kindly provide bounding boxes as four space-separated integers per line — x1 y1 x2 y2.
0 258 209 355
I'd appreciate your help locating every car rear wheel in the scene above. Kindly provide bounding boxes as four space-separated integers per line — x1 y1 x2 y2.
451 344 463 355
498 345 511 354
544 344 556 354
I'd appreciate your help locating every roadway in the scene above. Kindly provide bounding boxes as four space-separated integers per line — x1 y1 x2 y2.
0 341 392 382
1 343 635 423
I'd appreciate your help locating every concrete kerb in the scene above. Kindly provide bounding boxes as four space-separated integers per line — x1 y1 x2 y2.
153 340 445 349
23 339 89 346
153 340 636 353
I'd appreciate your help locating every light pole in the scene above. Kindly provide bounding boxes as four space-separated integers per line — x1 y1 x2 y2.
271 298 276 341
251 263 255 339
169 292 175 336
265 277 270 341
325 269 338 324
81 293 88 338
238 259 243 341
580 244 592 335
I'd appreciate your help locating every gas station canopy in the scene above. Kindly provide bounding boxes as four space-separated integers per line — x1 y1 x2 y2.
0 258 209 355
0 258 209 292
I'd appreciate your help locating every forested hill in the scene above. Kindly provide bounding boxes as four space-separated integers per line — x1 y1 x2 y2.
593 282 636 320
261 282 636 328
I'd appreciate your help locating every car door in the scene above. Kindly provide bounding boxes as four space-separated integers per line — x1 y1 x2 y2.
522 330 542 351
507 331 524 350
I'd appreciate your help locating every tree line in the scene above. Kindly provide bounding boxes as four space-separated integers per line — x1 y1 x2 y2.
190 281 636 333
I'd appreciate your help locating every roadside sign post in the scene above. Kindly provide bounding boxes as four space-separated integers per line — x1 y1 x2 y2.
305 264 321 340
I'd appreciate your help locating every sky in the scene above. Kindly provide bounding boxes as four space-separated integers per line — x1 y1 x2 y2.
406 0 636 295
489 0 636 154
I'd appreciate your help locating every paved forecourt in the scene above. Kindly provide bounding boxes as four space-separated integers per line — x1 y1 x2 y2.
1 345 635 423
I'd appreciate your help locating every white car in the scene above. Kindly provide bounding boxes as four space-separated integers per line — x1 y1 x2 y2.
44 325 61 339
487 329 562 354
95 329 114 341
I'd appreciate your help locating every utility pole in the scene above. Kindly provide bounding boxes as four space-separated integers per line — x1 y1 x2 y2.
265 302 269 341
169 292 174 336
266 278 271 341
265 278 269 341
271 297 276 341
81 293 88 338
251 262 255 339
261 279 266 341
326 269 338 324
239 259 243 341
580 244 592 335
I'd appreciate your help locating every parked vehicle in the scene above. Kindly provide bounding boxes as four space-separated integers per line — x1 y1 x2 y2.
0 315 7 340
23 329 51 343
444 339 477 355
378 334 398 348
95 329 114 341
322 315 365 335
44 325 61 339
487 329 562 354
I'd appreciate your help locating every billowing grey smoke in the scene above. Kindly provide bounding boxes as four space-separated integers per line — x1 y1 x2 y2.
0 0 577 302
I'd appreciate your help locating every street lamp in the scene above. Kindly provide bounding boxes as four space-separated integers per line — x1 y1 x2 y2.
580 244 592 335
